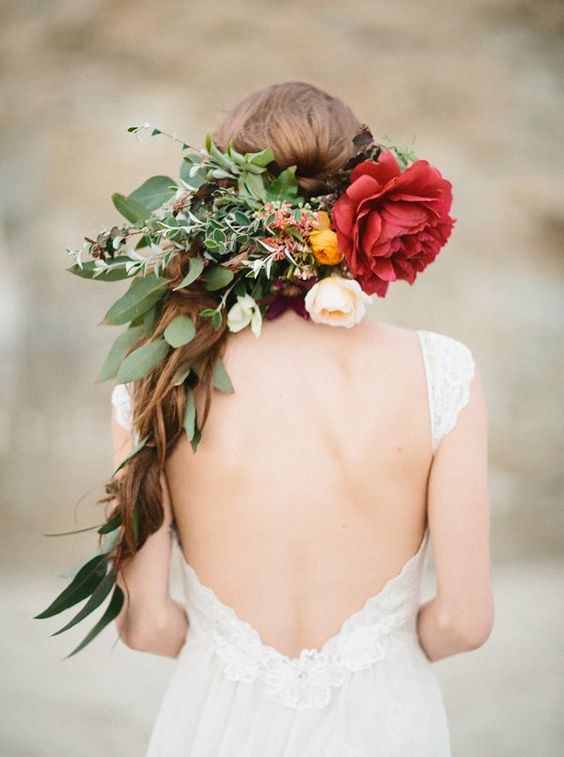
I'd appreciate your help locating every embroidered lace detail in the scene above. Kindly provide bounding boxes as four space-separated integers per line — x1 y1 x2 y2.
416 330 476 454
177 529 428 709
111 383 133 432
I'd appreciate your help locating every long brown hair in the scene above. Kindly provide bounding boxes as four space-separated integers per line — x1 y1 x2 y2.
102 81 362 582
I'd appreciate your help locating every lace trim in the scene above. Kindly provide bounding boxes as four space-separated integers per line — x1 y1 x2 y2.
111 383 133 432
416 330 475 454
177 529 428 709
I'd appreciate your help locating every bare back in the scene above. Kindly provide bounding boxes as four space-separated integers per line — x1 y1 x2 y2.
165 310 433 658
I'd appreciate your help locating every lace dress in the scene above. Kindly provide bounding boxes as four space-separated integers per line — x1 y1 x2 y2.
111 329 476 757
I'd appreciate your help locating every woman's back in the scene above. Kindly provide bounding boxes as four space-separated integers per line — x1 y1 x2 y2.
165 311 433 658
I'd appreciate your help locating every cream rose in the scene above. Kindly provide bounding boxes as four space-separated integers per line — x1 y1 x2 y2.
304 275 372 328
227 293 263 336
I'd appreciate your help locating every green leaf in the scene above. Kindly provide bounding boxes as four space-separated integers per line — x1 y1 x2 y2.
211 310 223 330
192 359 204 379
34 554 107 619
99 527 121 556
51 569 116 636
97 326 145 383
103 274 168 326
266 166 299 202
232 211 251 227
129 175 177 211
116 337 170 383
204 133 237 172
183 388 196 440
173 257 205 291
111 193 151 224
134 234 151 250
131 501 140 545
67 258 134 282
112 434 150 476
245 148 275 167
63 584 125 659
239 172 267 201
42 523 104 537
191 425 202 453
203 265 234 291
214 358 234 392
97 512 122 535
171 363 192 386
180 160 207 189
164 316 196 348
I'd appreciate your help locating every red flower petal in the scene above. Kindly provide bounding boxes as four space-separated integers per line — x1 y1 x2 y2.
351 151 402 185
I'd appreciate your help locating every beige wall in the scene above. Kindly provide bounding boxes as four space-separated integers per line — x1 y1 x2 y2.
1 1 563 755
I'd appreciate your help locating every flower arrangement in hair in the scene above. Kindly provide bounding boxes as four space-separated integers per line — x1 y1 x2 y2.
35 82 455 657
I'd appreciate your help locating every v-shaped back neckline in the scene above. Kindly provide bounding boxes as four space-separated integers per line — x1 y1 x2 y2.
174 527 429 664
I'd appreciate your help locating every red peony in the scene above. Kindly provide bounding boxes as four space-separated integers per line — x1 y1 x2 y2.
331 151 455 297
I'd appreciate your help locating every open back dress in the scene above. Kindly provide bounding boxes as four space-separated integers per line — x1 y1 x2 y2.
111 328 476 757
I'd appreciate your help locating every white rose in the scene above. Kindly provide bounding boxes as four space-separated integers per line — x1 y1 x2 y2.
304 275 372 328
227 293 263 337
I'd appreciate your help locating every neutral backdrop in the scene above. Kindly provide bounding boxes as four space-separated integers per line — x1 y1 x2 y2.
1 1 563 755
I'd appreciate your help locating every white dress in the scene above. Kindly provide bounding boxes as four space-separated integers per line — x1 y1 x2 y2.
111 329 476 757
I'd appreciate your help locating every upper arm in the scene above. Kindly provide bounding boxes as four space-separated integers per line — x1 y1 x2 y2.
109 384 177 640
427 362 494 637
110 383 135 469
111 405 134 469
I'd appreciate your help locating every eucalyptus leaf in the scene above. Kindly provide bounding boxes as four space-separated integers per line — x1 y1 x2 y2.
171 363 192 386
129 175 177 211
103 275 168 326
112 434 150 476
203 265 234 291
97 512 122 535
97 326 145 383
51 570 116 636
173 257 205 291
67 258 134 282
214 358 234 393
111 193 151 224
164 316 196 348
43 523 104 537
132 501 140 545
116 337 170 383
33 554 107 619
183 388 196 441
191 425 202 453
211 310 223 330
63 584 125 659
99 527 121 556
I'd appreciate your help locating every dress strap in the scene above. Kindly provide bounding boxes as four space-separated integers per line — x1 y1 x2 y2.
416 330 476 455
111 383 134 433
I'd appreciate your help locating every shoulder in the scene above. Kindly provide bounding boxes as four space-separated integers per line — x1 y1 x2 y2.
414 329 480 453
416 329 477 383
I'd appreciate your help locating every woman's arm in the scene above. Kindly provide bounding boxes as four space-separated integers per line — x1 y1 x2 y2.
417 366 494 661
110 407 189 658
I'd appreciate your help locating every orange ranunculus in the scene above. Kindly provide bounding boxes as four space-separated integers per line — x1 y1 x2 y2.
308 211 344 265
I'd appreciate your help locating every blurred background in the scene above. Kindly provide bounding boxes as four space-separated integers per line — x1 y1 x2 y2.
1 0 563 755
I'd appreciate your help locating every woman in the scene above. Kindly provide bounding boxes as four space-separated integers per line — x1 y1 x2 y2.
109 82 494 755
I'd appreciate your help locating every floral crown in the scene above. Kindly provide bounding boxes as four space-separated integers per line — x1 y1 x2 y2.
69 123 455 339
35 123 455 658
